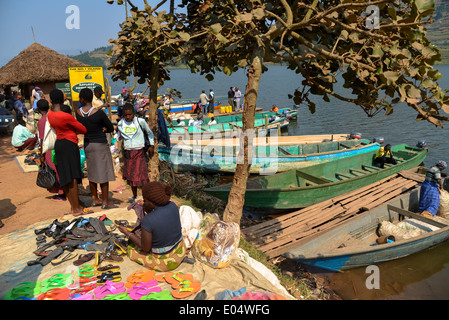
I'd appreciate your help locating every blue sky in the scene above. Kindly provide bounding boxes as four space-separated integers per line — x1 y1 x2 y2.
0 0 173 67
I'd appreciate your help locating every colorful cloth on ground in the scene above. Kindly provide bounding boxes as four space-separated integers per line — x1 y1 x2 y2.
418 179 440 216
127 239 187 272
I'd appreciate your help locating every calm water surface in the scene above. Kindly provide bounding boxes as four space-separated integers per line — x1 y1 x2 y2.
108 65 449 299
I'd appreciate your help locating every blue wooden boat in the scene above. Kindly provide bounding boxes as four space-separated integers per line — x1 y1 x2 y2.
167 117 289 136
170 108 295 126
283 188 449 271
158 136 379 174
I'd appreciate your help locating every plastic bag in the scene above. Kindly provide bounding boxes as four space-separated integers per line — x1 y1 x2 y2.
42 118 56 154
179 205 202 249
378 221 421 241
192 214 240 269
36 162 57 189
437 189 449 219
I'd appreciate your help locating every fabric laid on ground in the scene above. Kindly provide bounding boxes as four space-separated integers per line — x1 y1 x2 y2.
14 155 39 173
0 207 294 300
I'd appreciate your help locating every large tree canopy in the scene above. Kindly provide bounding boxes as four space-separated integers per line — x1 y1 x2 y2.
180 0 449 126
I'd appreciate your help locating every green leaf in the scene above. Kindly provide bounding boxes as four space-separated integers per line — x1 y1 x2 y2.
206 74 214 81
383 71 400 85
210 23 222 35
415 0 435 13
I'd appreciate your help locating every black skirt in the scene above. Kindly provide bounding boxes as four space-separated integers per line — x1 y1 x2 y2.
54 139 82 187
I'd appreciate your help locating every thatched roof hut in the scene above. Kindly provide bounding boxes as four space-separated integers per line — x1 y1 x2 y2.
0 42 88 99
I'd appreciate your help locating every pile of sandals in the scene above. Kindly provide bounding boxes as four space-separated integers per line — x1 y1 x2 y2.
28 214 128 267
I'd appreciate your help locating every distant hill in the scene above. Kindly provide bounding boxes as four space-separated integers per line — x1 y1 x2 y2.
68 46 112 69
69 4 449 67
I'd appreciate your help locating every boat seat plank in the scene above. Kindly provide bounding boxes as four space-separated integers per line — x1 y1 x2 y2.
362 164 380 171
335 172 352 179
387 205 449 228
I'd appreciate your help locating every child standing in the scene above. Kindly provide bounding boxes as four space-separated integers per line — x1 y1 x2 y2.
116 103 154 202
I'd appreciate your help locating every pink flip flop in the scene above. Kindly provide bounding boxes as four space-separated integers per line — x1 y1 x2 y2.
94 281 126 300
128 281 162 300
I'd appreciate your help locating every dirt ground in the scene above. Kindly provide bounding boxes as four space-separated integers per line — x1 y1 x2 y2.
0 134 135 236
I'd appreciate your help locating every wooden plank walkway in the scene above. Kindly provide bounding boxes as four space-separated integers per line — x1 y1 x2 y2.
241 171 421 259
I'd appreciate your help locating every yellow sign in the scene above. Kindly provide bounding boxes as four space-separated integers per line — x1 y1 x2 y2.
68 66 105 101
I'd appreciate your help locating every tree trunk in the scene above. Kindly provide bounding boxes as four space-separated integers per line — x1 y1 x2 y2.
148 65 160 181
222 48 263 226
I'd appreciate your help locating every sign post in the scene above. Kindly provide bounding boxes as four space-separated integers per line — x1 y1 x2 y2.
68 66 105 103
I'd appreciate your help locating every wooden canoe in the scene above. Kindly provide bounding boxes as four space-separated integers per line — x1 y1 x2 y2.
158 138 380 174
204 144 428 209
167 117 290 136
283 188 449 271
170 108 297 126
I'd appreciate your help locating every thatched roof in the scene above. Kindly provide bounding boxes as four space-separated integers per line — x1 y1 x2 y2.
0 42 88 87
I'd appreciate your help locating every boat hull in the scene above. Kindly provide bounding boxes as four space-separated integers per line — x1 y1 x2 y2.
204 145 428 209
158 141 379 175
283 189 449 271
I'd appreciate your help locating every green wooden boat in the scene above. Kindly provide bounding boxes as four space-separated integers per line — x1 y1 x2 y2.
170 107 297 126
204 144 428 210
168 117 289 135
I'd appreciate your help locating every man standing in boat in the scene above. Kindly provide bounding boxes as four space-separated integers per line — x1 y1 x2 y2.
234 87 242 111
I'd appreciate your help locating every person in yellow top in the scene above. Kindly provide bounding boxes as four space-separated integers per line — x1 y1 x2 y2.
374 144 397 168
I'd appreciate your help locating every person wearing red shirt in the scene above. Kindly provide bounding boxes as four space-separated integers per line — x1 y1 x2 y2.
47 89 92 216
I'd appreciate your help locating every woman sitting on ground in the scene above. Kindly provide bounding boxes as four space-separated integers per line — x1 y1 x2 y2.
117 181 187 272
11 118 38 152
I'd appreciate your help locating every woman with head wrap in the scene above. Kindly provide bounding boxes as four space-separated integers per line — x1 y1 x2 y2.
117 181 187 271
418 160 447 218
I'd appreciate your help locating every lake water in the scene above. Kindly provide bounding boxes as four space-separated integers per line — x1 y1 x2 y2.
108 64 449 299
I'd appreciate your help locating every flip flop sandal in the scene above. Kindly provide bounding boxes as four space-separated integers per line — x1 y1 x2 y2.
97 264 120 273
102 252 124 263
114 238 128 255
68 208 94 217
171 281 201 299
73 253 96 266
93 281 125 300
166 272 195 289
96 271 122 283
155 272 170 283
3 281 42 300
114 220 135 231
71 293 95 300
51 251 77 265
125 270 156 288
40 274 73 293
101 292 131 300
37 288 72 300
128 285 162 300
140 290 173 301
